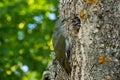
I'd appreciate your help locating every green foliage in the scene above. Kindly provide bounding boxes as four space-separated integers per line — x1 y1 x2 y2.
0 0 58 80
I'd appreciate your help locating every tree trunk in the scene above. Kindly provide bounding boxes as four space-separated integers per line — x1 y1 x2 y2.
43 0 120 80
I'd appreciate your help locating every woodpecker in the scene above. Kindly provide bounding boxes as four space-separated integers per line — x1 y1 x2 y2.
52 19 71 74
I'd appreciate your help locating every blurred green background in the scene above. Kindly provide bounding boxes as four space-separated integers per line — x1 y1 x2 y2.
0 0 58 80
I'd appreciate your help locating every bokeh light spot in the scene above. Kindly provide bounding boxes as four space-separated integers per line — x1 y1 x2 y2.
18 23 25 29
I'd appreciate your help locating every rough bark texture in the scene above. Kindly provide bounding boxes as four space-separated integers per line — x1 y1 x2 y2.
43 0 120 80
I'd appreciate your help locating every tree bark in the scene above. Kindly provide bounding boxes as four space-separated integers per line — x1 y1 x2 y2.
43 0 120 80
